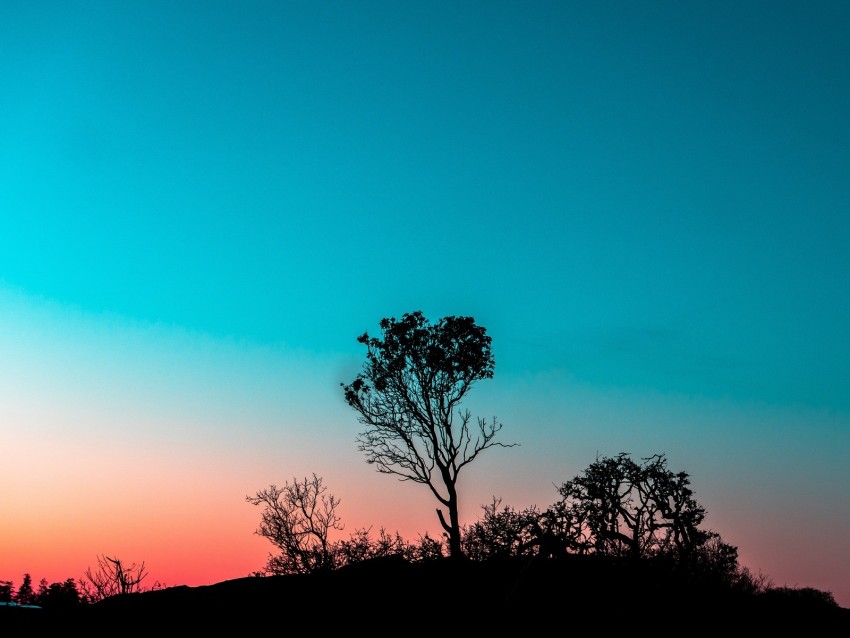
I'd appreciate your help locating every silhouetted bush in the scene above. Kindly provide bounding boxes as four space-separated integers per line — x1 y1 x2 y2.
762 585 838 608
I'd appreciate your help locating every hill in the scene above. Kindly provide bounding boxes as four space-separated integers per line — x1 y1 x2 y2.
4 555 848 633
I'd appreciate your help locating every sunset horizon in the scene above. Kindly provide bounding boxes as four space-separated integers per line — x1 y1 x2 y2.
2 1 848 609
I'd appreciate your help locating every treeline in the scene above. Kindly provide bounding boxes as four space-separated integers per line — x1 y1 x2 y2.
0 575 82 610
4 451 837 612
1 555 156 610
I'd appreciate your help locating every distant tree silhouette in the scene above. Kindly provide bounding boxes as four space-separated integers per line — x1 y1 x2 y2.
763 586 839 608
34 577 82 609
342 311 516 558
247 474 344 574
15 573 35 605
0 573 82 609
36 578 49 601
82 555 148 601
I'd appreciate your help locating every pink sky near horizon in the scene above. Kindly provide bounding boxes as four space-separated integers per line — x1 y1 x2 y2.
1 290 848 608
4 383 848 608
2 445 462 591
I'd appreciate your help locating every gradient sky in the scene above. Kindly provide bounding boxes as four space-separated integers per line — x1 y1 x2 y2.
1 1 848 607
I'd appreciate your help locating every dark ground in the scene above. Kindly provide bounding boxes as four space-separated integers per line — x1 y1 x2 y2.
3 556 848 633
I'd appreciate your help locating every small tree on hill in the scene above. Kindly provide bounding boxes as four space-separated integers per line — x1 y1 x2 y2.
556 453 710 560
248 474 450 574
82 555 148 601
247 473 344 574
342 311 516 558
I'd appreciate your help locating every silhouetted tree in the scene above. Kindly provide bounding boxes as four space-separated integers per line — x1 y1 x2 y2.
0 580 12 603
36 578 49 603
15 573 35 605
342 311 515 558
82 555 148 601
549 451 754 586
730 565 773 596
35 578 82 609
247 473 344 574
552 453 711 559
247 474 449 574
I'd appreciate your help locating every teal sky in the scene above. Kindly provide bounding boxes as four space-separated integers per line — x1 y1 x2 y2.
1 1 848 607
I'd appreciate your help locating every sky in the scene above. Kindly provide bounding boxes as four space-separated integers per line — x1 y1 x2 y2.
1 0 848 607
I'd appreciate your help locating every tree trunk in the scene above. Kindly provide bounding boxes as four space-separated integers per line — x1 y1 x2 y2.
446 482 464 559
